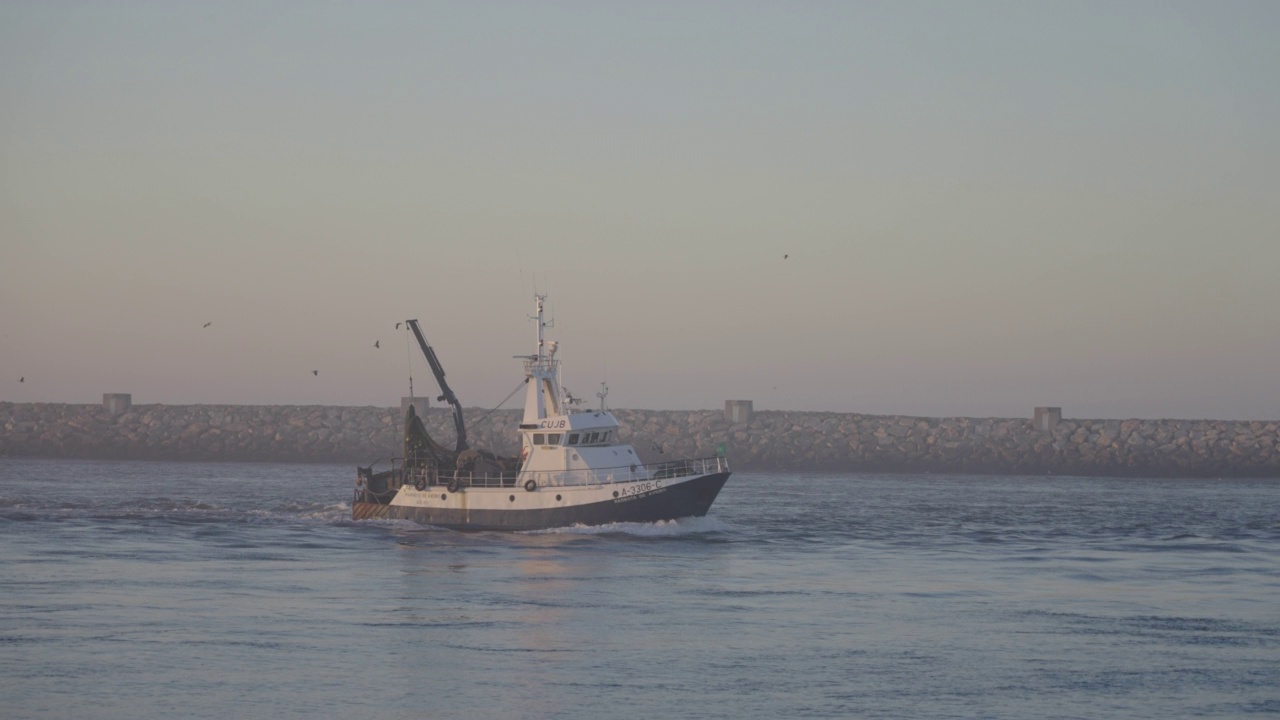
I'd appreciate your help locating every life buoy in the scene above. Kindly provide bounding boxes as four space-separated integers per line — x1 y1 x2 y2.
520 446 530 462
524 479 537 492
447 478 461 494
414 475 427 492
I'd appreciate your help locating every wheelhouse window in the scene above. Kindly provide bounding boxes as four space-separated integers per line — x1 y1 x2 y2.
567 433 579 445
574 431 615 445
533 433 545 445
548 433 562 445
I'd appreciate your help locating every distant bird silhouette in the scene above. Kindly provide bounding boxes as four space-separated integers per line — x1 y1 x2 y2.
783 254 789 259
374 340 380 349
203 321 212 328
19 377 23 383
395 322 402 330
312 370 319 376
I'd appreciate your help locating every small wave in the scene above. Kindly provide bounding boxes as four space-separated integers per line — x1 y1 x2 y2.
440 643 573 654
358 618 504 629
137 498 225 513
526 515 732 537
242 508 353 527
698 587 806 598
348 516 425 531
278 501 349 515
1115 541 1248 554
18 497 235 520
266 501 352 522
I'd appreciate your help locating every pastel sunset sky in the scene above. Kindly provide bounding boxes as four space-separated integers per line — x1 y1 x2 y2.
3 2 1277 419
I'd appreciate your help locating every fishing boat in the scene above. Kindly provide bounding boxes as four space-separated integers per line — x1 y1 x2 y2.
351 294 731 531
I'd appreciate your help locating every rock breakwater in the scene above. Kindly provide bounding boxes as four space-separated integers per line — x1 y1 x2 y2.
2 402 1278 477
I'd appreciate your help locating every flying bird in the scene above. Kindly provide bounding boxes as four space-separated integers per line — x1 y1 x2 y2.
783 254 789 260
203 321 212 328
312 370 319 376
19 377 23 383
395 322 403 330
374 340 380 349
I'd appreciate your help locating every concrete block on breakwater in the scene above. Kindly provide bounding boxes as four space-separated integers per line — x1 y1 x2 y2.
1 402 1278 477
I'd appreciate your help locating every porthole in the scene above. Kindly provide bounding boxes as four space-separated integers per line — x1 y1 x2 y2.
556 494 562 501
509 495 516 502
612 491 619 498
440 494 447 501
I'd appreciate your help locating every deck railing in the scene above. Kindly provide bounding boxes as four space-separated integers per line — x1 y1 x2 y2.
372 455 729 492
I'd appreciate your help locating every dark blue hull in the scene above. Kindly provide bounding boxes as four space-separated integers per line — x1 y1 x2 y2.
352 472 730 531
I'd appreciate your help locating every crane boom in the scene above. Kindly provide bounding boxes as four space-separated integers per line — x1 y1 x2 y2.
405 319 468 452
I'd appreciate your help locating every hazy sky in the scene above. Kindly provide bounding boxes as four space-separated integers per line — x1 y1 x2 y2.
2 1 1278 419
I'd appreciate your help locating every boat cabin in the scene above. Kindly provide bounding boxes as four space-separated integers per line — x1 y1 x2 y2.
514 296 646 484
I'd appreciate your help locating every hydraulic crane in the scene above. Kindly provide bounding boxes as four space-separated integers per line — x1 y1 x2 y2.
404 319 468 453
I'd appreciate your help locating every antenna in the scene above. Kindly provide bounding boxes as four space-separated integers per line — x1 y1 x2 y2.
597 381 609 411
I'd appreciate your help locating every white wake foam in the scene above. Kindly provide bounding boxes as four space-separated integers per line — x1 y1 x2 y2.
527 515 732 537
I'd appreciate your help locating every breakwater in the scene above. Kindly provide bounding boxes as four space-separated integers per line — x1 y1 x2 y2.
2 399 1280 474
2 402 1278 477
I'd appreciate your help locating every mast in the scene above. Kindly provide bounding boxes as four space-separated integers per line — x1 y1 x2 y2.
534 293 550 361
405 318 468 452
520 294 563 423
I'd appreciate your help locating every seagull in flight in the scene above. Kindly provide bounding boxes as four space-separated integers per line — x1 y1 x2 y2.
203 321 212 328
395 322 402 330
783 254 789 260
19 377 23 383
312 370 319 376
374 340 380 349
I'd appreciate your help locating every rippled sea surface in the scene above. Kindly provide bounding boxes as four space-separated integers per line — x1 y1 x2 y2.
2 459 1278 719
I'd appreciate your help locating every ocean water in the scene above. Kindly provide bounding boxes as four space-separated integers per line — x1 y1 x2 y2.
1 459 1277 719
